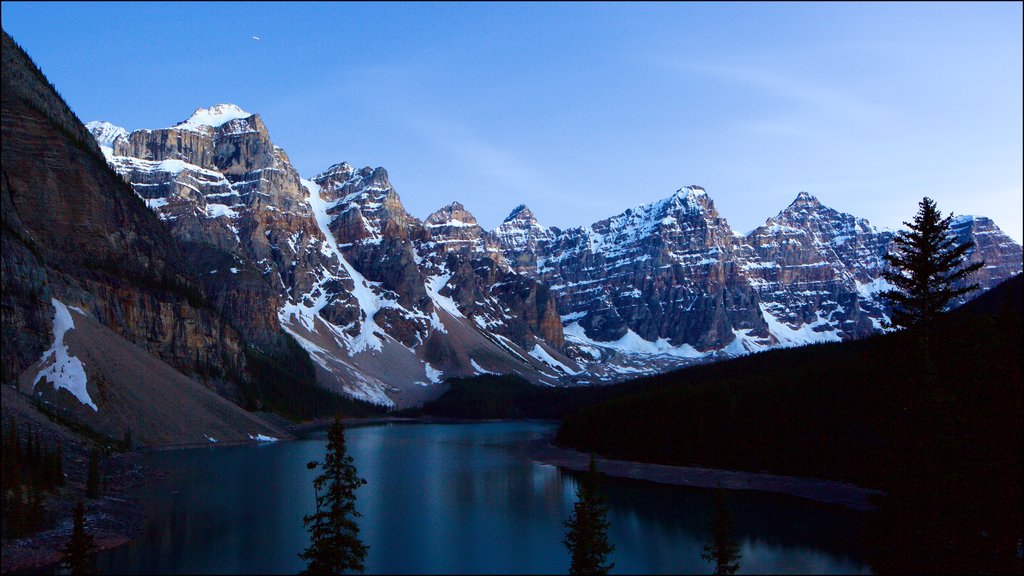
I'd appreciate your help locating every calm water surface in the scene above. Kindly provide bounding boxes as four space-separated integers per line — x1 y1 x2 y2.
96 421 869 574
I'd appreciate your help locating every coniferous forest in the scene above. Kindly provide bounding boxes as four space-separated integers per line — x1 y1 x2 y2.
555 274 1023 573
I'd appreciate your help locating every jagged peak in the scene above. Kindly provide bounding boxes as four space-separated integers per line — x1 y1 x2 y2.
788 191 822 208
312 164 391 194
675 185 706 197
769 191 828 223
174 104 253 131
85 121 128 147
313 162 354 182
504 204 535 222
951 214 979 226
661 184 713 215
426 202 479 227
440 201 466 212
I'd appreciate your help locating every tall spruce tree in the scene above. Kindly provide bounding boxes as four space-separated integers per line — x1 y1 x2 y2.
701 488 741 575
61 500 98 575
563 455 615 575
299 417 368 574
880 197 984 331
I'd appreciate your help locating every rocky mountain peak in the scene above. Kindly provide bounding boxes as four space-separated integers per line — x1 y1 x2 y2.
175 104 253 131
666 185 715 215
504 204 535 222
785 191 823 212
315 162 353 180
85 121 127 148
361 166 390 190
949 214 1023 294
426 202 478 227
496 204 549 236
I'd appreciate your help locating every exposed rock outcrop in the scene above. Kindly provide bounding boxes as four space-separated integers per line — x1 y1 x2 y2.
2 31 245 398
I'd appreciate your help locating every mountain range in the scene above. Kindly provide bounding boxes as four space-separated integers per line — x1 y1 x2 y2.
3 30 1021 441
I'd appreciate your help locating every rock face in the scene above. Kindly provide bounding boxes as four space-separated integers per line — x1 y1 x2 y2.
91 112 573 407
494 187 1022 378
736 192 895 342
494 205 555 275
75 89 1020 397
12 25 1019 422
94 105 333 348
1 32 244 399
500 187 769 352
950 215 1024 296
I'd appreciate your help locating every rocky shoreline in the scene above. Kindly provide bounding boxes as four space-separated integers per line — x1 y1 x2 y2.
523 436 882 512
0 449 152 574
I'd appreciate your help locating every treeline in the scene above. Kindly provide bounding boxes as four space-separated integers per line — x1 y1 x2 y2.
1 418 64 538
242 333 386 421
556 274 1023 573
556 274 1022 488
404 373 650 421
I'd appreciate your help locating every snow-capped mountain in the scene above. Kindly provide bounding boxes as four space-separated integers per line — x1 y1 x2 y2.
950 215 1023 299
495 187 1022 378
89 108 576 406
86 104 1024 402
737 191 895 342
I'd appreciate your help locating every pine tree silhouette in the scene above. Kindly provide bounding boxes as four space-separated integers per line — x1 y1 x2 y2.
61 500 98 575
299 417 368 574
880 197 983 331
563 455 615 575
701 488 741 575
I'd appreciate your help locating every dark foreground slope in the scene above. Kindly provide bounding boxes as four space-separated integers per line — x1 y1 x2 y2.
2 30 382 431
557 274 1022 573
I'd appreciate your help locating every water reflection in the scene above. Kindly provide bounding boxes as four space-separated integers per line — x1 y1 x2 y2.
95 421 869 574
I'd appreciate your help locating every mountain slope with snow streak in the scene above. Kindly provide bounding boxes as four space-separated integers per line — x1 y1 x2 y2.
87 103 1023 397
90 106 572 406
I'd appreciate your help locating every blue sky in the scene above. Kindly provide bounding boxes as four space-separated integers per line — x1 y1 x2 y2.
3 2 1021 241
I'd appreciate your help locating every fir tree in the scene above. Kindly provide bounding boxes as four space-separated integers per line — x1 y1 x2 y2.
299 417 368 574
563 455 615 575
61 500 98 575
880 197 984 331
701 488 741 575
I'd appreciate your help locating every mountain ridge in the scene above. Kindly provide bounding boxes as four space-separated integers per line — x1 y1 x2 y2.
74 100 1024 404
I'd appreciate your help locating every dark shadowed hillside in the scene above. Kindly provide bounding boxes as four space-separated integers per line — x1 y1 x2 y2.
556 274 1022 573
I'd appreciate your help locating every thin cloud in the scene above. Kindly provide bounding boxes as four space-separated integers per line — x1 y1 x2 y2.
407 118 567 216
656 58 879 122
251 36 261 41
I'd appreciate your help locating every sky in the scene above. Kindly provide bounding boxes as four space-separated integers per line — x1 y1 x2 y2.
3 2 1021 242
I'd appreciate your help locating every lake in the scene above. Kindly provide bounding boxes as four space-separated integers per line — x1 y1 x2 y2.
96 421 869 574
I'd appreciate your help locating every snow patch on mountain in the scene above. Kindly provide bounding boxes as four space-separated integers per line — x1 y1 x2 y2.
85 121 127 151
33 299 96 411
528 344 581 375
297 178 388 354
470 359 498 375
174 104 252 131
563 322 707 359
424 365 444 384
759 303 843 346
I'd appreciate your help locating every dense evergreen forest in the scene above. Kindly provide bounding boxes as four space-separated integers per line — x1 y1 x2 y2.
402 373 643 420
556 274 1022 574
555 274 1021 485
